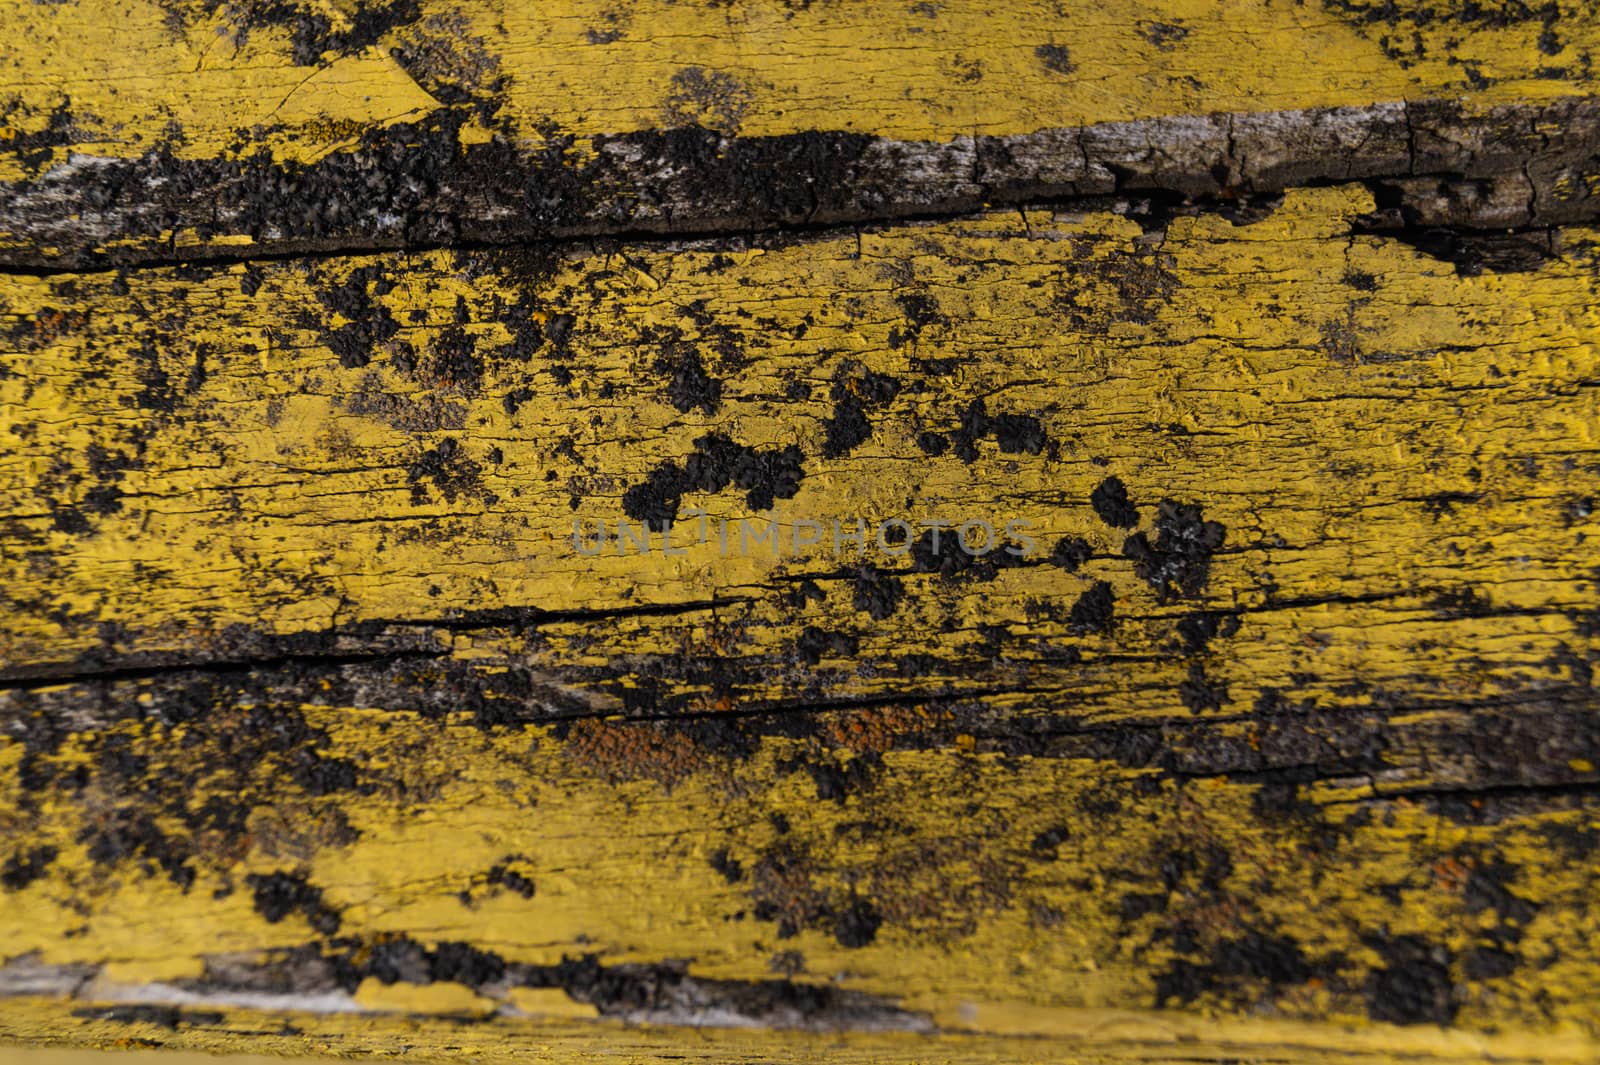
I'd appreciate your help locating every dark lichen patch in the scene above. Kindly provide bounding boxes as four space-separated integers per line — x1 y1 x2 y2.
1048 536 1092 572
1462 945 1519 981
421 325 485 391
745 838 890 950
485 859 537 899
31 441 141 538
1321 0 1565 67
1364 935 1457 1025
407 437 491 506
1430 585 1494 618
81 809 196 890
1056 245 1179 329
622 434 805 529
946 399 1049 462
795 626 860 665
888 292 946 349
585 8 629 43
1174 610 1242 653
852 565 905 620
834 896 883 948
661 67 754 134
822 363 902 459
341 374 467 433
659 347 723 415
247 871 341 935
1461 856 1539 931
312 264 401 370
1029 826 1070 859
908 527 1027 582
0 845 58 890
1090 476 1139 528
782 751 882 804
1137 19 1189 50
246 933 920 1027
1034 43 1074 74
1122 500 1226 602
1178 663 1228 713
193 0 423 66
1154 929 1314 1008
708 848 745 884
0 96 81 174
1068 581 1116 634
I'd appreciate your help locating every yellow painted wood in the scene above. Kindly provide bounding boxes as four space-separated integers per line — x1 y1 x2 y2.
1 184 1598 1059
2 0 1596 178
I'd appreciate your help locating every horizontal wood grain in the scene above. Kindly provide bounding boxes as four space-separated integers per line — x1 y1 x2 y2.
1 184 1597 1059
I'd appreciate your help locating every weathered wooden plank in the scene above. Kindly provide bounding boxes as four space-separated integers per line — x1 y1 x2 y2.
2 0 1599 265
2 183 1599 1058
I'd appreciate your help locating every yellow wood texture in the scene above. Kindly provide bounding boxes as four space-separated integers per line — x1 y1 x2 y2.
3 1 1600 1060
3 0 1596 170
1 184 1598 1059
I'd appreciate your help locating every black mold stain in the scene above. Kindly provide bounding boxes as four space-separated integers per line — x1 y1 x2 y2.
622 434 806 529
1090 476 1139 528
1122 500 1226 602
